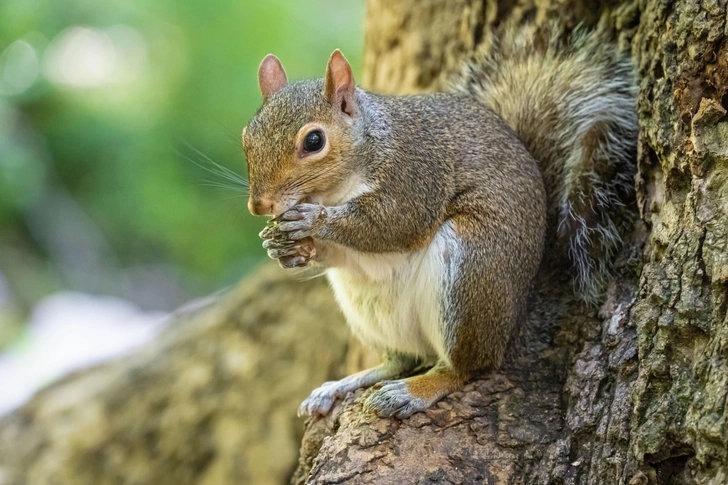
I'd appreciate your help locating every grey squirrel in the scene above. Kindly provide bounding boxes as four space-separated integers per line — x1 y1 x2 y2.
242 22 638 418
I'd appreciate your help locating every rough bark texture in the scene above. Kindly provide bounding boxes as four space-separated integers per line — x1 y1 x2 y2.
1 1 727 485
294 1 728 484
0 265 349 485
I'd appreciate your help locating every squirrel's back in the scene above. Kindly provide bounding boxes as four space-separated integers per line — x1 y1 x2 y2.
454 22 638 302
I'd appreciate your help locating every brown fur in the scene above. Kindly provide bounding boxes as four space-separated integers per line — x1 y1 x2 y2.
454 22 638 301
245 23 637 417
406 366 464 401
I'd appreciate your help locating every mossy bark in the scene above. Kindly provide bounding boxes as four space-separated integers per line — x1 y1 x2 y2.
0 266 349 485
295 1 728 484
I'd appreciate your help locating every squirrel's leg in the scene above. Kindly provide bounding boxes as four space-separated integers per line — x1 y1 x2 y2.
362 361 465 418
298 353 419 417
364 213 524 418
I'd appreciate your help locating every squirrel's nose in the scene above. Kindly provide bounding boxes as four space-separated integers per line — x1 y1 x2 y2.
248 197 273 216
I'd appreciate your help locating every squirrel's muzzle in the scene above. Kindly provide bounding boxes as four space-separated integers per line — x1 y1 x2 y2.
248 197 274 216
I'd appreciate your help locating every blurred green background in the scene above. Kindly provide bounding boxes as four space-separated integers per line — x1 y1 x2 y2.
0 0 365 346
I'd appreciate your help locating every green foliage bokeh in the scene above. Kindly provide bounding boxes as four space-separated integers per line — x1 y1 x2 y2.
0 0 364 312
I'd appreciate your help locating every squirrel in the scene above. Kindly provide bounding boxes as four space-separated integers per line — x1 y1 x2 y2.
242 22 638 419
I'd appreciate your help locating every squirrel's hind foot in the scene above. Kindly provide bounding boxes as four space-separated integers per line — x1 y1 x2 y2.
299 358 421 417
363 364 463 419
298 380 343 417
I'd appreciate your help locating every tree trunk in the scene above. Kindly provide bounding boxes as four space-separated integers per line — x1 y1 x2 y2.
293 1 728 484
1 1 726 485
0 265 350 485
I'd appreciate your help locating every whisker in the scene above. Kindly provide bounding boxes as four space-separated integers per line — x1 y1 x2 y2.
225 133 244 147
200 179 249 194
207 194 248 218
283 171 320 193
212 118 244 147
176 151 235 184
219 194 248 203
180 142 250 188
233 205 250 222
297 270 328 281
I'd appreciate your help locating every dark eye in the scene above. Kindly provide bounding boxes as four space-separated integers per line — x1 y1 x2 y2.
303 130 324 153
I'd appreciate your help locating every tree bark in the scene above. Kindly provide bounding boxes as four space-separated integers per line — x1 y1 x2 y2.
0 265 349 485
293 1 728 484
1 1 727 485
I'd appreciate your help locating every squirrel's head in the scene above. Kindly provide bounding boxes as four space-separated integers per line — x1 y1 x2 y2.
243 50 361 216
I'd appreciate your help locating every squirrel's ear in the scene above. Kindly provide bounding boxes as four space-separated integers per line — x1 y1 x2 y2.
258 54 287 101
324 49 356 117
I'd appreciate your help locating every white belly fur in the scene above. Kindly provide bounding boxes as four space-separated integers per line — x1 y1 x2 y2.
326 222 461 363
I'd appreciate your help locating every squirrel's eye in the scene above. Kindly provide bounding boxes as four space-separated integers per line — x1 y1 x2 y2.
303 130 324 153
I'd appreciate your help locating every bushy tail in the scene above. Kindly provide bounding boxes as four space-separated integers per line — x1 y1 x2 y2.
454 22 639 302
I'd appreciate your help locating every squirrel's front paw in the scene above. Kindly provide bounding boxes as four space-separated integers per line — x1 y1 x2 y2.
259 204 325 269
273 203 327 240
262 236 316 268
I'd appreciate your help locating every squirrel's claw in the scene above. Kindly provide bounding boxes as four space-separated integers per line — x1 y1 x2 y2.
298 380 343 417
266 246 300 259
262 238 296 250
263 237 300 260
259 225 275 239
275 219 311 233
261 204 325 242
363 379 429 419
265 237 316 268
